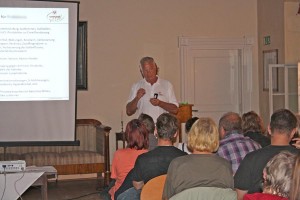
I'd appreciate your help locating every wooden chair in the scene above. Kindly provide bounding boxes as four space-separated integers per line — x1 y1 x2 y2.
140 174 167 200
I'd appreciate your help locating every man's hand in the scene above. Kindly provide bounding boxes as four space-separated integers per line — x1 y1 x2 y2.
150 98 178 115
133 180 144 190
136 88 146 100
126 88 145 116
292 137 300 149
150 98 160 106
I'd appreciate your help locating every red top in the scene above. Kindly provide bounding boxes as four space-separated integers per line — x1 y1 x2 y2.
109 148 148 200
243 193 288 200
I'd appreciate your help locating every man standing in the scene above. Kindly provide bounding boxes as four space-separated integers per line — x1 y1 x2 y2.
234 109 300 200
217 112 261 173
126 57 178 121
117 113 187 200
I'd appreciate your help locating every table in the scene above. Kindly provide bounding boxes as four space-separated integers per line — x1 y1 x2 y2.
0 166 57 200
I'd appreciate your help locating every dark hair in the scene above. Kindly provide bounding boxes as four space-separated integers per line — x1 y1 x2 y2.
156 113 178 140
185 117 199 133
125 119 149 150
219 112 242 133
138 113 155 135
242 111 265 133
270 109 297 135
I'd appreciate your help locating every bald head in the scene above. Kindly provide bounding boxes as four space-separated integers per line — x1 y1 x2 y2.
219 112 242 136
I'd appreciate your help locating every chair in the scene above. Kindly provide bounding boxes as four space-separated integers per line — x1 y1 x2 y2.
140 174 167 200
169 187 237 200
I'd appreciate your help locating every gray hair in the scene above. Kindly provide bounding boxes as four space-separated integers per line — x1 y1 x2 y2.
138 113 155 134
140 56 155 66
156 113 178 140
263 151 296 198
219 112 242 133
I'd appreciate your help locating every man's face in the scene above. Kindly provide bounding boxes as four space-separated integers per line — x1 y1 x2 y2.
142 61 157 83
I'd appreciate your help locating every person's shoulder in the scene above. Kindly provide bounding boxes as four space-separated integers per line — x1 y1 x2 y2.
157 77 173 85
168 153 189 165
131 79 144 86
213 154 231 163
169 146 188 155
151 146 187 156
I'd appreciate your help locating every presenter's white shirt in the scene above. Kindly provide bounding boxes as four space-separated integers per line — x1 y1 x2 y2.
127 77 178 122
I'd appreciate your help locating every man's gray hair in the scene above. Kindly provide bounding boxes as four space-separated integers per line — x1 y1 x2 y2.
219 112 242 133
140 56 155 66
156 113 178 140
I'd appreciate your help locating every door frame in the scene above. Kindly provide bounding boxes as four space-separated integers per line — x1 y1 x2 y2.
179 37 254 114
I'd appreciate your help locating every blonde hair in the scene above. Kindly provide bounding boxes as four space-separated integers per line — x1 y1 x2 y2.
187 117 219 153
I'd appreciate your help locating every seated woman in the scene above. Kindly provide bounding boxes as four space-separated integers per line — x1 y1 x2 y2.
241 111 270 147
289 152 300 200
109 119 149 200
162 117 234 199
243 151 296 200
176 117 199 154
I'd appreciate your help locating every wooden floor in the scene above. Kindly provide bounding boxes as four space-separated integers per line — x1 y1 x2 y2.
22 178 105 200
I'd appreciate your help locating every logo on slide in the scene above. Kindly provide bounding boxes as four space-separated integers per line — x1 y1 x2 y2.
47 10 64 22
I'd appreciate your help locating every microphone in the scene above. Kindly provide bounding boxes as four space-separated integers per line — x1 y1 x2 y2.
154 93 158 99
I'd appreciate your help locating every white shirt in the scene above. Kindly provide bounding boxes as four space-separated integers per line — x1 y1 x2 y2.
127 76 178 122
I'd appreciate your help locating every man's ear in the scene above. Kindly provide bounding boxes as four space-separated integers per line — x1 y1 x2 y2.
289 128 297 140
139 65 144 78
267 125 272 136
219 127 225 139
263 169 267 181
174 131 178 139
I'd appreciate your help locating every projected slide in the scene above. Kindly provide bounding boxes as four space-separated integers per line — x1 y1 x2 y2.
0 8 69 101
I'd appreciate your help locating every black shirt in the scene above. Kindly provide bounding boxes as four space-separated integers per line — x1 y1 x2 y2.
114 146 187 199
234 145 299 193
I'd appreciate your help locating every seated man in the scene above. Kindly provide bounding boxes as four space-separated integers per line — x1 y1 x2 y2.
234 109 300 200
217 112 261 173
117 113 187 200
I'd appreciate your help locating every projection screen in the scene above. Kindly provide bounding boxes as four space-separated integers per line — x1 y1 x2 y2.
0 0 79 146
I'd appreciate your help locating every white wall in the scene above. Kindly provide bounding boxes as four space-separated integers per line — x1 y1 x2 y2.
76 0 259 162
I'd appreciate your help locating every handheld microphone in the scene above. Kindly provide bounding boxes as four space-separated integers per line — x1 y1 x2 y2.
154 93 158 99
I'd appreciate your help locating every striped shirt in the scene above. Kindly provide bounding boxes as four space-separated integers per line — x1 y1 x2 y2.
217 131 261 173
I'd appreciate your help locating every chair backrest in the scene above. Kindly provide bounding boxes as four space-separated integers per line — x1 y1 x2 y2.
169 187 237 200
140 174 167 200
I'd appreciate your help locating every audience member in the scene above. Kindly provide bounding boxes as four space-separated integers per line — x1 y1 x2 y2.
243 151 295 200
242 111 271 147
291 113 300 149
290 152 300 200
217 112 261 173
234 108 300 200
163 117 234 199
117 113 187 200
108 119 149 200
176 117 199 154
126 56 178 121
138 113 156 150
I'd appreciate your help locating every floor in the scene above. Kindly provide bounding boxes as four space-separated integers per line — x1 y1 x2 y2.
22 178 105 200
